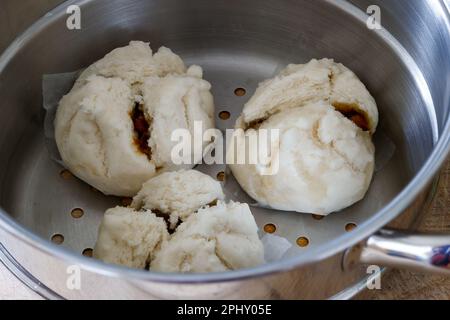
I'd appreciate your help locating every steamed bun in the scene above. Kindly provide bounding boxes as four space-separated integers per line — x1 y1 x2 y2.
93 206 169 269
229 59 378 214
55 41 214 196
131 170 225 228
151 201 264 273
94 171 264 272
230 102 375 215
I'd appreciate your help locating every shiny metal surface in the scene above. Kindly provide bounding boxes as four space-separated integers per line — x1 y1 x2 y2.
360 230 450 275
350 0 450 134
0 0 63 54
0 0 449 299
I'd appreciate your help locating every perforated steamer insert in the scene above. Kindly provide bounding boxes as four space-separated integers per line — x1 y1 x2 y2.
3 56 405 258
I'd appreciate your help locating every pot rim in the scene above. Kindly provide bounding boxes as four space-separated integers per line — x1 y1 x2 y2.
0 0 449 284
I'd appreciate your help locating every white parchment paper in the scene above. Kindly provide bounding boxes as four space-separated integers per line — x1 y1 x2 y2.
42 71 81 166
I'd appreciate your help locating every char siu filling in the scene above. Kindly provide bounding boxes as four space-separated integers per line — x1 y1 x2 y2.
149 200 219 233
245 102 370 133
150 208 178 234
131 103 152 159
332 102 370 131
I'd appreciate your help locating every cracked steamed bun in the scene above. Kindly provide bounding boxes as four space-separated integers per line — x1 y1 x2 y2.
132 170 225 228
229 59 378 215
230 102 375 215
55 41 214 196
150 201 264 273
93 172 264 273
93 206 169 269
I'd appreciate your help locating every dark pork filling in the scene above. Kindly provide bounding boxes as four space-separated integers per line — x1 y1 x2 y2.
151 199 219 233
332 102 370 131
131 103 152 159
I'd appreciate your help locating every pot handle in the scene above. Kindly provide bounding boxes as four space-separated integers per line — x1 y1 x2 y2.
344 229 450 275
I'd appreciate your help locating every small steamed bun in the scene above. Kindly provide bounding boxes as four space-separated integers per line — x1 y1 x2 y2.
55 41 214 196
93 206 169 269
131 170 225 228
151 201 264 273
230 102 375 215
242 58 378 134
93 171 264 272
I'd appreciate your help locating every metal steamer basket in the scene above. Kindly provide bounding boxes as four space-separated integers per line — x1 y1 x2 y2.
0 0 449 299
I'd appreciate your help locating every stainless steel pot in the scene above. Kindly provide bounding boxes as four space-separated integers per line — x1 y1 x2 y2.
0 0 449 299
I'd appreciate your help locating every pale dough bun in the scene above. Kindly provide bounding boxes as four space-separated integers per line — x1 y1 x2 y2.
94 172 263 272
150 201 264 273
55 42 214 196
93 206 169 269
131 170 225 228
230 102 375 215
242 58 378 134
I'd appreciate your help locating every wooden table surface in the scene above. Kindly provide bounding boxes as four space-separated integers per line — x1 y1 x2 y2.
1 160 449 300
